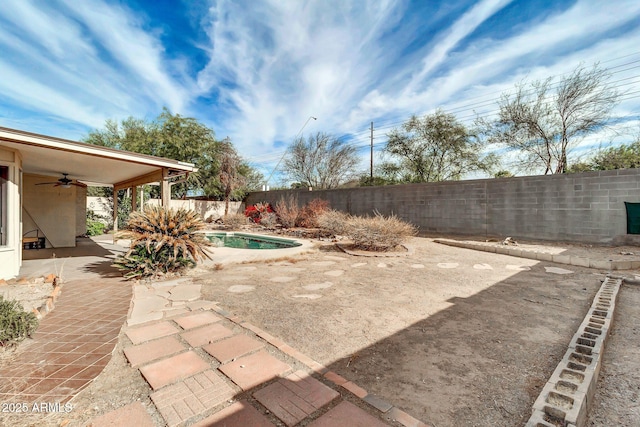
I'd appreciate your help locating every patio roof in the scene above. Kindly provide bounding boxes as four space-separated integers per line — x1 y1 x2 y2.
0 126 197 187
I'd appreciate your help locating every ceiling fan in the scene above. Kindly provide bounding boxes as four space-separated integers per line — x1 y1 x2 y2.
35 173 87 188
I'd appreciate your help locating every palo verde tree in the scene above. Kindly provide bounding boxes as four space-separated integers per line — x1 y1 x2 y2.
568 136 640 172
283 132 360 189
217 138 246 216
477 64 619 174
382 109 497 183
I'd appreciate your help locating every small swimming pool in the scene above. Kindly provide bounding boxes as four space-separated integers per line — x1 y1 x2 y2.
206 232 302 249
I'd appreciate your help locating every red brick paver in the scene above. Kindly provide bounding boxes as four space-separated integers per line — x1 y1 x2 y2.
150 370 235 427
89 402 155 427
218 350 291 391
174 310 222 329
0 277 130 403
124 335 186 367
253 370 339 426
125 321 180 345
181 323 234 347
140 351 210 390
308 401 391 427
203 334 264 364
191 401 275 427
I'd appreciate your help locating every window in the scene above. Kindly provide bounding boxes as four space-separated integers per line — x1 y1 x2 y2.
0 165 7 246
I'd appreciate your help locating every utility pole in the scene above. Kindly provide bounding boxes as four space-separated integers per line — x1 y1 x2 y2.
370 121 374 179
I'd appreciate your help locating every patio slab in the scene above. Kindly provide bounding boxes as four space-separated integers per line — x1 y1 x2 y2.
218 350 291 391
150 369 235 427
203 334 265 363
191 401 275 427
139 351 210 390
253 370 339 426
181 323 235 347
123 336 186 367
174 310 222 329
308 401 391 427
90 402 155 427
125 321 180 345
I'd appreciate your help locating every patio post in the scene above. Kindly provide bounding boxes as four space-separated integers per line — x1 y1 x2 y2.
112 188 118 244
131 186 137 212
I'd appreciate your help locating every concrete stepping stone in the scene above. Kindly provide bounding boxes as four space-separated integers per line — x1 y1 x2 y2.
89 402 155 427
410 264 425 269
191 400 275 427
254 370 339 426
324 270 344 277
311 261 336 266
377 263 388 268
473 263 493 270
187 300 219 310
174 311 222 329
324 256 346 261
437 263 459 269
181 323 234 347
151 278 192 288
506 265 531 271
228 285 256 293
140 351 210 390
352 262 367 268
303 282 333 291
270 276 297 283
126 321 180 345
292 294 322 299
151 369 235 427
203 334 264 363
218 350 291 390
127 312 163 327
308 401 390 427
283 267 307 273
168 284 201 301
124 336 186 367
544 266 574 275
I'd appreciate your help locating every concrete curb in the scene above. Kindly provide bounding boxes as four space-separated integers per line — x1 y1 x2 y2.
525 276 622 427
434 239 640 270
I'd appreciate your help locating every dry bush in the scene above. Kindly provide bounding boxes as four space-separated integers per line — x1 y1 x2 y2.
346 211 417 251
259 212 278 228
275 195 299 228
317 210 351 235
296 198 330 228
223 213 248 229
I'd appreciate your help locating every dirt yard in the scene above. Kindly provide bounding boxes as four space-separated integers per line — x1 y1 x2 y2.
197 237 610 426
2 235 639 427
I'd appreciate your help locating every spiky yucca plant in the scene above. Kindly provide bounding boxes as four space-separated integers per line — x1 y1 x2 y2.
114 206 212 279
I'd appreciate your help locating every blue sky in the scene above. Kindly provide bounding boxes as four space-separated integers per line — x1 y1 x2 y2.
1 0 639 181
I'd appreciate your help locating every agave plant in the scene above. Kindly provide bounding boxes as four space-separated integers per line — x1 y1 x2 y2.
114 206 212 279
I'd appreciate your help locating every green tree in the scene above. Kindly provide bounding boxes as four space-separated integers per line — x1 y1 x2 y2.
283 132 360 189
84 108 261 199
494 170 515 178
567 139 640 172
218 139 246 216
478 64 619 174
383 110 497 182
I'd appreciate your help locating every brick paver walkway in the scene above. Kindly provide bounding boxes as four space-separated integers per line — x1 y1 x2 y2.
0 277 131 403
118 306 428 427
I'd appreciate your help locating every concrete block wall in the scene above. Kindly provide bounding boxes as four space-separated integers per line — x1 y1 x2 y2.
246 169 640 244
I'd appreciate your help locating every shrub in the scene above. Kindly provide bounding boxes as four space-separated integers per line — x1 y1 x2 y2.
259 212 278 228
346 211 417 251
296 198 330 228
223 213 248 229
86 219 105 236
317 210 351 235
0 296 39 347
275 195 299 228
244 202 274 224
113 206 212 279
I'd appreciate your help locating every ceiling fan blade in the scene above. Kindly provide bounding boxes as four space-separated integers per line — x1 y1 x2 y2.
35 182 61 185
71 182 88 188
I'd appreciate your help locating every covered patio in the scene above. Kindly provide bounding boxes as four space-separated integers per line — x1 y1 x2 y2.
0 126 197 280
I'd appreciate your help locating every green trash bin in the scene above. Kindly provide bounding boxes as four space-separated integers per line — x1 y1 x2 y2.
624 202 640 234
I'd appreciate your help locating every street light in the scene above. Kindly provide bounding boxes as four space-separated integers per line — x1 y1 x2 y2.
263 116 317 190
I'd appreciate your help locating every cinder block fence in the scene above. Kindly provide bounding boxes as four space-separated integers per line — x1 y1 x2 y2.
246 169 640 244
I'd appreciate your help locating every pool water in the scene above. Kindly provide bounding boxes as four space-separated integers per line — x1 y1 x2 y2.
206 232 301 249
